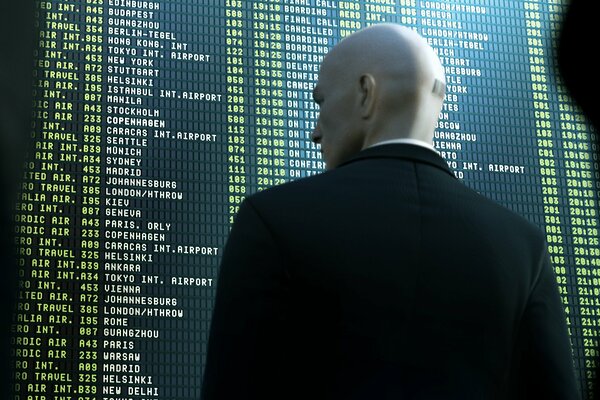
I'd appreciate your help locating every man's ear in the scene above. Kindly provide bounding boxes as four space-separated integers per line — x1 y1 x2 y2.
359 74 376 119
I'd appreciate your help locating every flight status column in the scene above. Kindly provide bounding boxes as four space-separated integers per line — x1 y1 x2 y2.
282 0 329 178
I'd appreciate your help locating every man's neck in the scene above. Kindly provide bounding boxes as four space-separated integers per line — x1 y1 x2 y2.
367 138 437 153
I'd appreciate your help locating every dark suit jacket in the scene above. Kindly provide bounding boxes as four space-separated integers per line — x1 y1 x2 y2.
202 144 579 399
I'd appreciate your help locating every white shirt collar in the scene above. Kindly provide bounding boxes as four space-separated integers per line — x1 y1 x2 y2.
367 138 438 153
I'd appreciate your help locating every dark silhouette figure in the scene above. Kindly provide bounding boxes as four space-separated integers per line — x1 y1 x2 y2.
557 0 598 132
202 24 579 399
557 2 600 398
0 2 35 399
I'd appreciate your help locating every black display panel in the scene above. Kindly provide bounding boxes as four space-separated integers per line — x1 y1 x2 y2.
10 0 600 398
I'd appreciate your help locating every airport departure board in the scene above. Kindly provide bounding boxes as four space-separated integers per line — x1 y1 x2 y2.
9 0 599 398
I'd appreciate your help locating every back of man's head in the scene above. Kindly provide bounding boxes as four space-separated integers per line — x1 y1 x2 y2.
311 24 446 169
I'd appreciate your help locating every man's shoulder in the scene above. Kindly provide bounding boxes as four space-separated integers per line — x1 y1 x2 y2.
244 163 547 246
246 169 340 204
466 187 547 245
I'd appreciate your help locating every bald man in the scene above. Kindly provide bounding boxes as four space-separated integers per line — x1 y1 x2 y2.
202 24 579 399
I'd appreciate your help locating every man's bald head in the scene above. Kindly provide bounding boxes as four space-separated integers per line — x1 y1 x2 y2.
311 24 446 169
325 24 445 92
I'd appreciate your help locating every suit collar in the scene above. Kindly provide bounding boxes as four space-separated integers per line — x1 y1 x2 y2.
337 143 456 178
